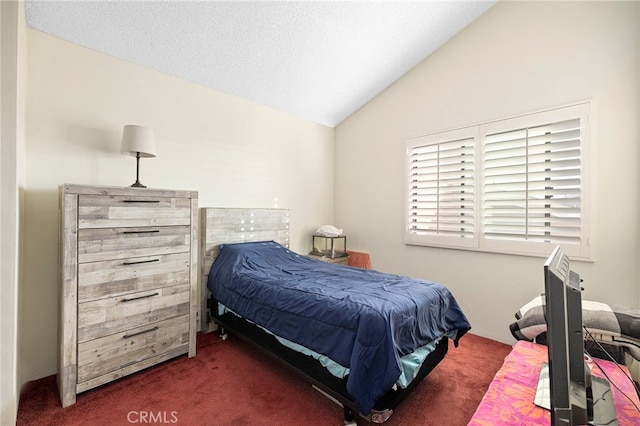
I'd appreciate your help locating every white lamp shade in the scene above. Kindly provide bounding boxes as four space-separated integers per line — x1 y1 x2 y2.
120 125 156 158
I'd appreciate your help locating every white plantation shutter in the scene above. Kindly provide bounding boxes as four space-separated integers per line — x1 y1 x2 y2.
405 103 592 260
405 128 478 248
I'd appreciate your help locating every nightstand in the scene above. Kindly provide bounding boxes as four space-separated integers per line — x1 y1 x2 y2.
306 253 349 265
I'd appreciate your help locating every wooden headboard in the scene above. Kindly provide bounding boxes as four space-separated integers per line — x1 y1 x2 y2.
199 207 290 332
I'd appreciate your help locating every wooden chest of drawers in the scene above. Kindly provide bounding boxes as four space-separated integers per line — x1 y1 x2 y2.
58 184 198 407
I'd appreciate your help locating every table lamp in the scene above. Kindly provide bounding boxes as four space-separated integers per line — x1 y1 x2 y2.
120 125 156 188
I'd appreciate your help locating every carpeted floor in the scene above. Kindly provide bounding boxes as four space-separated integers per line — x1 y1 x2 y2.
17 332 511 425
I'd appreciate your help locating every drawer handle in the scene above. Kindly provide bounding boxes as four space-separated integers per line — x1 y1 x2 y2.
122 230 160 234
123 259 160 266
123 326 159 339
121 292 159 303
122 199 160 203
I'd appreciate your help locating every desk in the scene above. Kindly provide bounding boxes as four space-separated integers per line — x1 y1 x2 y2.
469 341 640 425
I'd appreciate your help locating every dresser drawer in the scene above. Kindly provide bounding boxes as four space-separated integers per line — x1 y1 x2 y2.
77 315 190 383
78 225 191 263
78 195 191 228
77 284 190 343
78 252 190 302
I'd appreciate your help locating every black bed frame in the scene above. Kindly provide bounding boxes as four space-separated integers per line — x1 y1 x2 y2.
208 297 449 423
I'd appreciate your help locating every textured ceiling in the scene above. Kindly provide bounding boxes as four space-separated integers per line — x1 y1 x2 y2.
25 0 496 127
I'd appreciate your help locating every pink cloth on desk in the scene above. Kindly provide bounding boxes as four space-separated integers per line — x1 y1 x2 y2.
468 340 640 425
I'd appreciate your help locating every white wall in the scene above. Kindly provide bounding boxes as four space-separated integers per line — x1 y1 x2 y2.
637 2 640 380
17 0 640 392
0 1 26 424
22 29 335 382
335 1 639 344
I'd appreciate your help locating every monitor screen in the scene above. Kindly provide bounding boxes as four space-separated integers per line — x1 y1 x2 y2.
542 245 618 426
544 245 588 424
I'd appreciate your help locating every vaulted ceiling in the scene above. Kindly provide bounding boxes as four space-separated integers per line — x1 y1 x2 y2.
25 1 497 127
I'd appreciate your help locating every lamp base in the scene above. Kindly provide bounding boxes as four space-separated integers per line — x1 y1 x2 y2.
130 153 147 188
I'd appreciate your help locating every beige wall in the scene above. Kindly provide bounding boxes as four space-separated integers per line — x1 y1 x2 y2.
22 29 335 382
335 1 639 343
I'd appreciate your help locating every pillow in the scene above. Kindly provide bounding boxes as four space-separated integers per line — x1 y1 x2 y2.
509 296 640 360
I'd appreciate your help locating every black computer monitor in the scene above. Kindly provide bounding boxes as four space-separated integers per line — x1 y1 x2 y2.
543 245 618 426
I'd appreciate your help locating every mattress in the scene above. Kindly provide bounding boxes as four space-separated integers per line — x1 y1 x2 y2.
218 302 455 388
207 241 470 414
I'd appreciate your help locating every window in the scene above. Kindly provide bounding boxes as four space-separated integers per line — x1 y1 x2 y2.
405 103 592 260
405 127 479 249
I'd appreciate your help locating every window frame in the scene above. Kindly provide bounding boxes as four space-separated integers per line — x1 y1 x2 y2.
404 102 593 261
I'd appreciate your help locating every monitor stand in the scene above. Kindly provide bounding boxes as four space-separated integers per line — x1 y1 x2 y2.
534 363 618 426
588 376 618 426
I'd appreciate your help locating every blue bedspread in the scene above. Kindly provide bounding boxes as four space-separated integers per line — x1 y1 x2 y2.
207 241 470 414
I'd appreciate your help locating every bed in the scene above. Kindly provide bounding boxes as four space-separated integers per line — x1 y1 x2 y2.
199 207 471 423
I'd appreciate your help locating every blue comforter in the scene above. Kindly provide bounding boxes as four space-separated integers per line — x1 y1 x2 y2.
207 241 470 414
